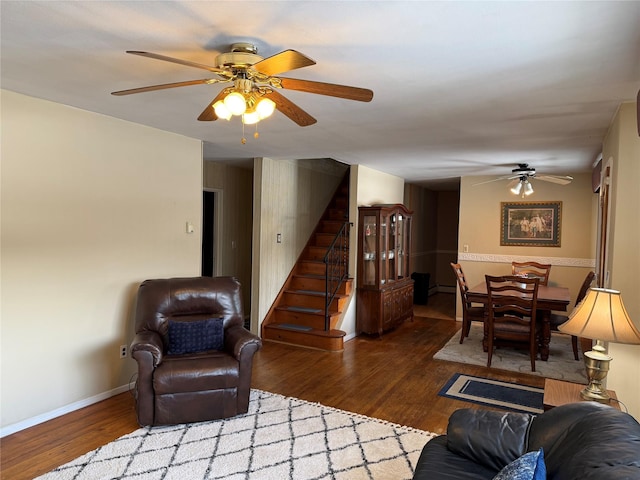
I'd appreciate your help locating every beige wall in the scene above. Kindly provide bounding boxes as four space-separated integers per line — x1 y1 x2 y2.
1 90 203 433
203 161 253 316
251 158 347 331
337 165 406 337
602 101 640 418
456 172 596 319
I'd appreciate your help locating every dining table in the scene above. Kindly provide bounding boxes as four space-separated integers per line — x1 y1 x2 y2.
466 281 571 361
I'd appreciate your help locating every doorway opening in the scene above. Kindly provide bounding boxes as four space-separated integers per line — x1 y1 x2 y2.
202 189 222 277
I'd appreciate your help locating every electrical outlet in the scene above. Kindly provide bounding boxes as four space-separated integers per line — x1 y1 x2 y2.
119 344 128 358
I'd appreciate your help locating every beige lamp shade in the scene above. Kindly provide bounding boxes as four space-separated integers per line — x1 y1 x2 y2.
559 288 640 344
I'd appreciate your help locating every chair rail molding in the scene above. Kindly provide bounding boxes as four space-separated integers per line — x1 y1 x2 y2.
458 252 595 268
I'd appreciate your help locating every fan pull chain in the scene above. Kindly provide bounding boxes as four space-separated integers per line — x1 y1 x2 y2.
240 120 261 144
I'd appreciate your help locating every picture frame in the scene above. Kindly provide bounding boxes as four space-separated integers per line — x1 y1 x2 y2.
501 201 562 247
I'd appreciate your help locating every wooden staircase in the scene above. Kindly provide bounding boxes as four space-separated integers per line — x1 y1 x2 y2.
261 173 352 352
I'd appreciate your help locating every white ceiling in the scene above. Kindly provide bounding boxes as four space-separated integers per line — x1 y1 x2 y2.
2 1 639 189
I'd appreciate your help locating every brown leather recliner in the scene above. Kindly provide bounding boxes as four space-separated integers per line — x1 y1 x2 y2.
130 276 262 426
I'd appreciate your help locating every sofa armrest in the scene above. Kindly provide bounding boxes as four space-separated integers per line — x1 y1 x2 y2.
446 408 534 472
130 331 163 367
225 324 262 360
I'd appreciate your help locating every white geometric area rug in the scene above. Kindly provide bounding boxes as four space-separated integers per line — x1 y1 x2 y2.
434 324 587 384
36 390 435 480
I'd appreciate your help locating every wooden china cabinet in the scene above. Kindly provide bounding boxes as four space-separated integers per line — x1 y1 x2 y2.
356 204 414 335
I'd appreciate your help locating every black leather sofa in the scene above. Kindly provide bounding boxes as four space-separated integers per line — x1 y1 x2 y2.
412 402 640 480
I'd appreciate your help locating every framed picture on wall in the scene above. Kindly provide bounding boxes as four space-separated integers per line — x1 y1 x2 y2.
501 201 562 247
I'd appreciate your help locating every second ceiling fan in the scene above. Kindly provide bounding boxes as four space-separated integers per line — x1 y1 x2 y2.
474 163 574 197
112 42 374 133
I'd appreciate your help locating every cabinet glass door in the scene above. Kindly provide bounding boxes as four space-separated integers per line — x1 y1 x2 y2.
362 214 377 286
380 216 388 285
388 213 397 281
396 213 404 279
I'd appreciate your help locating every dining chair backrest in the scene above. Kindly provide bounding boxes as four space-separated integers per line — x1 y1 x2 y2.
575 271 596 306
451 262 471 303
485 275 540 371
511 261 551 286
486 275 540 328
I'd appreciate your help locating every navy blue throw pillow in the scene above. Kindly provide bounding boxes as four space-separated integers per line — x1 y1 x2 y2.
167 318 224 355
492 448 546 480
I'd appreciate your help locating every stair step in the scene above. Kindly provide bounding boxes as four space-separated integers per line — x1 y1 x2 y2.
286 306 323 314
296 261 326 276
277 323 314 331
305 246 329 261
263 323 345 351
274 307 341 330
290 274 352 295
318 220 346 234
282 291 345 312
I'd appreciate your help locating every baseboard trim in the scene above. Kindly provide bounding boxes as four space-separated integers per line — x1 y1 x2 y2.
1 382 136 438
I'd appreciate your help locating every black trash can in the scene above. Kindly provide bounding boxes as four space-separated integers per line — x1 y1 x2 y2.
411 272 430 305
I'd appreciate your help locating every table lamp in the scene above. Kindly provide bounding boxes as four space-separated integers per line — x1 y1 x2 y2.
558 288 640 402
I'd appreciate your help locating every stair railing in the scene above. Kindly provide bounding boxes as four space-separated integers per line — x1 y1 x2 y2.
323 221 351 330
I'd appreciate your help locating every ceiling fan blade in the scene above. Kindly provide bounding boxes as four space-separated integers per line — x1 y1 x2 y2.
266 89 317 126
197 89 230 121
535 175 573 185
472 174 521 186
252 50 316 76
279 77 374 102
111 79 222 96
126 51 229 76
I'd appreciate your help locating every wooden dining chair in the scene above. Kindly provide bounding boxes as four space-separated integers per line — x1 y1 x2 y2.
549 270 596 360
450 263 485 344
511 261 552 285
485 275 540 371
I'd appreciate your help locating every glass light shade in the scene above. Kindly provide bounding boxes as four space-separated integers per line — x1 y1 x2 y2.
223 92 247 115
213 101 232 120
510 181 523 195
256 98 276 119
242 110 260 125
523 180 534 196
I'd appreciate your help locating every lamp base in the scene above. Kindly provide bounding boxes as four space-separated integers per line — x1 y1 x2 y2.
580 383 611 403
581 348 612 403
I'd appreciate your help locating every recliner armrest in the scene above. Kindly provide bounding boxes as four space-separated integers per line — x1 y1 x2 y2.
225 324 262 359
446 409 534 472
130 331 163 366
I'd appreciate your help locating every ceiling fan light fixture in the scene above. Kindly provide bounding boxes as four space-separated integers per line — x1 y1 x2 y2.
223 91 247 115
256 97 276 119
213 100 232 120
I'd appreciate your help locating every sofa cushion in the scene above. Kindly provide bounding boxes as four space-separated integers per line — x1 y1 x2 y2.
167 317 224 355
154 352 239 394
412 436 498 480
492 448 545 480
447 409 533 472
539 406 640 479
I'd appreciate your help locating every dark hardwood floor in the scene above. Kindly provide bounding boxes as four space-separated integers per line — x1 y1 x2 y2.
1 293 546 479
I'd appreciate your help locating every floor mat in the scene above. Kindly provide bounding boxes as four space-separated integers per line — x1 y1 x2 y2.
438 373 544 414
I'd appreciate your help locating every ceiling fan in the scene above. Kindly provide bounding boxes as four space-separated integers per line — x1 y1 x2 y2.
473 163 573 197
111 42 373 133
